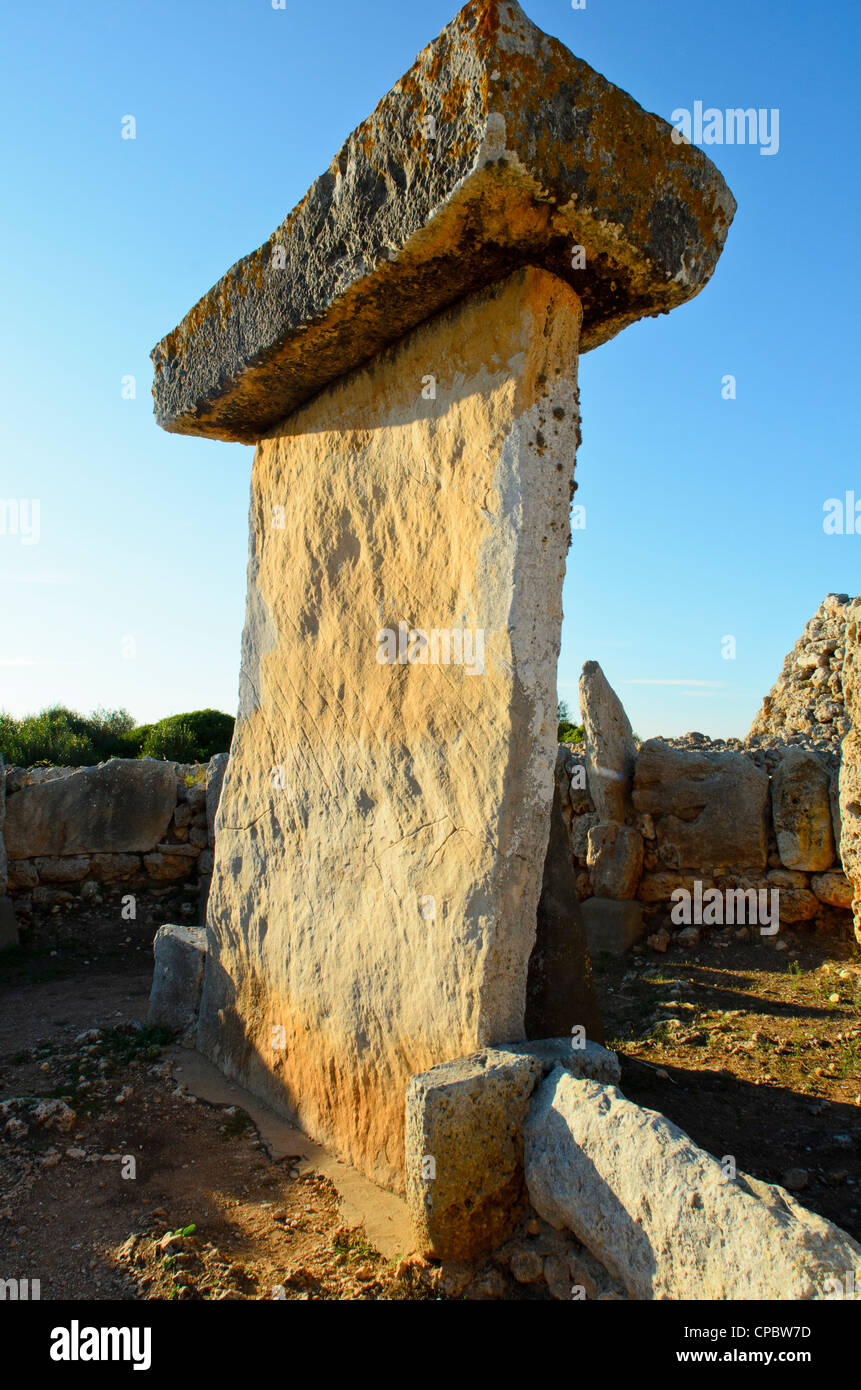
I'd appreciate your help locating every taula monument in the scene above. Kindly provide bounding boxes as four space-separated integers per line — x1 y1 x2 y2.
151 1 734 1196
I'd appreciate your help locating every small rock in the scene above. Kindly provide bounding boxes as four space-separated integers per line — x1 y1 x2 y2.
783 1168 809 1191
509 1249 544 1284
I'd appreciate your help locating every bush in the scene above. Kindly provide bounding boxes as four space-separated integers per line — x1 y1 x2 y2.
556 697 584 745
139 710 234 763
0 706 234 768
0 705 136 767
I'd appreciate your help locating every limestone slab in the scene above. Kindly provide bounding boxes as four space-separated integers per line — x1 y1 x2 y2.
633 740 769 872
147 926 207 1033
772 748 834 871
524 1068 861 1300
579 663 637 823
4 760 176 859
197 268 584 1189
151 0 735 442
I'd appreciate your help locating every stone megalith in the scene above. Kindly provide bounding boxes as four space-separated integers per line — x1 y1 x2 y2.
151 0 734 1190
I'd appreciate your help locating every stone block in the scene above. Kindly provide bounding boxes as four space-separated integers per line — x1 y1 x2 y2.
772 748 835 871
147 926 207 1032
586 822 643 899
633 740 769 871
581 898 645 955
4 760 176 859
405 1048 542 1261
579 664 638 823
151 0 734 444
811 870 853 910
197 268 586 1189
524 1068 861 1300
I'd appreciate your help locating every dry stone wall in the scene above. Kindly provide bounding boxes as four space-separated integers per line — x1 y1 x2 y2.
563 661 853 954
0 755 228 924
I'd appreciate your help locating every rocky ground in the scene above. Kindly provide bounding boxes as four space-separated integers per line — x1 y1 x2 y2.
593 934 861 1242
1 891 858 1300
0 893 610 1302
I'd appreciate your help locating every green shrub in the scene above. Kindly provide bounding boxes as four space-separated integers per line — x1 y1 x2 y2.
139 710 234 763
0 706 233 768
0 705 135 767
556 698 584 745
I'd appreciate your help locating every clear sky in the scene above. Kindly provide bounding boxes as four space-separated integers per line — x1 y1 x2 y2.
2 0 858 738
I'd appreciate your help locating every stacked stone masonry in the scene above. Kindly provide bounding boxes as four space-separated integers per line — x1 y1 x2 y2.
0 755 229 923
566 647 855 954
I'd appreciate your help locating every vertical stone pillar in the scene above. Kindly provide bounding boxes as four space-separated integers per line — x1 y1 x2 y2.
151 0 734 1189
198 268 582 1187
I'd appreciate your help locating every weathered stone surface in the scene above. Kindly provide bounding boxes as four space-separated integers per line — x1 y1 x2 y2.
147 925 207 1032
811 870 853 910
144 852 194 882
772 749 835 871
405 1048 542 1260
765 869 819 923
197 268 585 1189
6 860 38 891
581 898 644 955
637 871 715 903
586 823 643 899
524 1068 861 1300
578 663 637 823
633 740 769 871
405 1039 619 1259
206 752 229 844
34 856 90 884
525 750 603 1041
749 594 852 752
4 760 176 859
503 1037 620 1086
90 853 142 882
151 0 734 443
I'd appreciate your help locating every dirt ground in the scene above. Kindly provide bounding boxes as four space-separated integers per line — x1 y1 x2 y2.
592 932 861 1242
1 892 859 1301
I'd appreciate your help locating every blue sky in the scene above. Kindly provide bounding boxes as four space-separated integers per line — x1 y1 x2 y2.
1 0 858 738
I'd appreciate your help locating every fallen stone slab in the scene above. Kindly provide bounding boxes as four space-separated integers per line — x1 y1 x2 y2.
4 760 177 859
405 1040 620 1260
150 0 735 443
524 1068 861 1300
147 926 207 1033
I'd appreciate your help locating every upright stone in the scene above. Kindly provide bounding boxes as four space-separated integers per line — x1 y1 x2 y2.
579 662 637 823
151 0 735 1188
198 268 583 1188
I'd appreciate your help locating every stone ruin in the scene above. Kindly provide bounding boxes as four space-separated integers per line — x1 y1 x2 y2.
567 652 853 958
140 0 861 1293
